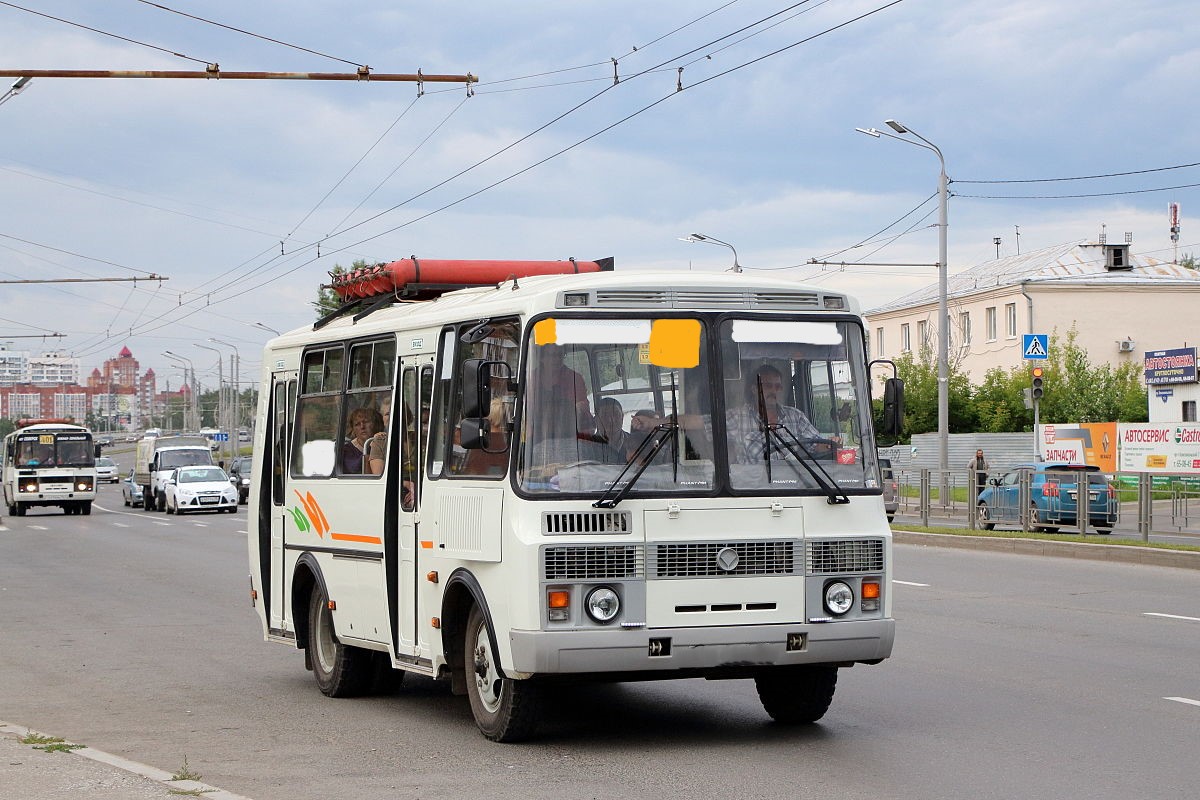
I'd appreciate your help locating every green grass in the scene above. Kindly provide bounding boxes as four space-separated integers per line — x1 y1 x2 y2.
891 523 1200 552
19 733 84 753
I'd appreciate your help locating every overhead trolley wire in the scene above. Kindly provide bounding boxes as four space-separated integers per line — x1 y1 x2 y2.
0 1 212 65
132 0 366 68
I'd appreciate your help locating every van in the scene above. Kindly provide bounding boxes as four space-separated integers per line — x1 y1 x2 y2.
880 457 898 522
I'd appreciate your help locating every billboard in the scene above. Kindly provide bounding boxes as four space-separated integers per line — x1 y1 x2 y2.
1117 423 1200 474
1143 347 1197 385
1039 423 1118 472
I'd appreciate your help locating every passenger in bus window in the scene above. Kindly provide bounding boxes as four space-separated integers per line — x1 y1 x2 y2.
343 406 383 474
533 344 593 432
594 397 632 462
728 364 826 463
364 397 391 476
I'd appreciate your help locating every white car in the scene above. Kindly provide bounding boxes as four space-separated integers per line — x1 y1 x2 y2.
95 456 119 483
164 466 239 515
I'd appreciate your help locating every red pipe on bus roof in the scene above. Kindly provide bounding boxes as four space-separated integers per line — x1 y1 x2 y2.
329 257 614 302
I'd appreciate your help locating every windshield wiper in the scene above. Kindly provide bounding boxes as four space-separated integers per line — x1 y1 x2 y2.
764 424 849 504
592 421 677 509
753 376 848 505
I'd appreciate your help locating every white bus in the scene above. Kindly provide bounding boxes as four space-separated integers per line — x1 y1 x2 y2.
3 420 98 516
248 258 903 741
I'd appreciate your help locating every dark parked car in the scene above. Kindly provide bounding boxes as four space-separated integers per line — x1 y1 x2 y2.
879 457 898 522
228 456 251 504
976 463 1117 533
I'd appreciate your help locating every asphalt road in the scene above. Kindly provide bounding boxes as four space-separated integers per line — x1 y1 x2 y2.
2 483 1198 800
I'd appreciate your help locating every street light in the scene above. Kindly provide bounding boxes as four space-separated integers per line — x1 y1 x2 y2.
0 76 32 108
195 343 225 452
250 321 280 336
163 351 197 431
680 233 742 273
857 119 950 484
209 337 241 446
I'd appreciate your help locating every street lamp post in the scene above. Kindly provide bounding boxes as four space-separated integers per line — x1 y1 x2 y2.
209 337 241 448
195 343 227 459
163 351 197 431
857 119 950 483
250 321 280 336
680 233 742 272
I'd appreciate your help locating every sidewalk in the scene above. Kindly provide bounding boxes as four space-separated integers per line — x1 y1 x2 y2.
0 722 253 800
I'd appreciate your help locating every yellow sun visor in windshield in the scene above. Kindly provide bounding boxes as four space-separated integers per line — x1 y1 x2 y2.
533 318 701 368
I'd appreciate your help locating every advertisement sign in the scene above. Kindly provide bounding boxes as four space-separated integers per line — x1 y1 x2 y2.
1117 423 1200 474
1038 423 1118 472
1143 347 1198 385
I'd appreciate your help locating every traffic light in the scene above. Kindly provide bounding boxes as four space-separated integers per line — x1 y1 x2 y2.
1031 366 1044 400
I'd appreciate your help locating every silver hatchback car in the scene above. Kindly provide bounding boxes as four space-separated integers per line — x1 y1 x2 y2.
880 457 898 522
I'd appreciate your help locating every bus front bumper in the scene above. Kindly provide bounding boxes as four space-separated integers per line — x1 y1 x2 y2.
508 618 894 675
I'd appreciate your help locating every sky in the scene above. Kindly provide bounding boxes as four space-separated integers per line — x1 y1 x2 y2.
1 0 1197 393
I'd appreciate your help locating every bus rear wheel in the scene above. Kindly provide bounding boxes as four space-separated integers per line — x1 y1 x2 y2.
306 585 371 697
464 603 540 742
755 665 838 724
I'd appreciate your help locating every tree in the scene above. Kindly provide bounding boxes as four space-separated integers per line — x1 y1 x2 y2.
893 343 974 438
0 417 15 439
972 365 1032 432
313 260 371 319
1035 327 1147 423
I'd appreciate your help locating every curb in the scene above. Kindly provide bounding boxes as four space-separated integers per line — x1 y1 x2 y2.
0 721 255 800
893 530 1200 570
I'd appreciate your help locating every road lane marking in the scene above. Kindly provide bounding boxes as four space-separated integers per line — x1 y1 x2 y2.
29 525 48 530
1144 612 1200 622
894 580 930 587
112 523 129 528
1166 697 1200 707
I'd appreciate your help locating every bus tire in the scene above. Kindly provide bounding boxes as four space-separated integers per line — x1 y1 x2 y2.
306 585 371 698
81 501 91 516
143 491 154 511
755 665 838 724
155 492 166 512
464 603 539 742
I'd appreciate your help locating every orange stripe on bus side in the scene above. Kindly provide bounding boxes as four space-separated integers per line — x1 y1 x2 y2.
330 532 383 545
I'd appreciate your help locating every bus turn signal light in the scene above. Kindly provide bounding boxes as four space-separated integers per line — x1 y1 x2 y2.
861 580 881 612
548 589 570 622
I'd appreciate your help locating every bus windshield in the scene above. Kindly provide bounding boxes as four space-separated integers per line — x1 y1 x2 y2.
515 315 877 498
15 432 94 468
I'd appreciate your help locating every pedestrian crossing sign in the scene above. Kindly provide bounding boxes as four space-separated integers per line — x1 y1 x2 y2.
1022 334 1048 360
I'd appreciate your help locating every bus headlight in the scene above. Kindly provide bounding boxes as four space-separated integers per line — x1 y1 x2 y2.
823 581 854 616
585 586 620 624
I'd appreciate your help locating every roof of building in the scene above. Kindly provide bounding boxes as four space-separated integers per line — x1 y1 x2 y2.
867 239 1200 315
118 346 133 358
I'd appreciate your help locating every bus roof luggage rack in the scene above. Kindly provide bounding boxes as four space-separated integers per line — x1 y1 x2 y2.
315 256 615 329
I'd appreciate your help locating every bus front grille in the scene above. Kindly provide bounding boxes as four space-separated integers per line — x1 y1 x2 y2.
649 540 799 578
543 545 644 580
805 539 885 574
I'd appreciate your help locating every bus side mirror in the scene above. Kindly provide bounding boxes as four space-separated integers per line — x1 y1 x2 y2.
462 359 490 418
882 377 904 437
461 359 512 418
460 418 488 450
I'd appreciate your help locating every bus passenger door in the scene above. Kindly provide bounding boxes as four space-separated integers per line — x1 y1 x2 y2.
268 374 297 633
397 360 433 657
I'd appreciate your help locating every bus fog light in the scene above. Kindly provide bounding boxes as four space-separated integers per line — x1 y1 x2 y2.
824 581 854 616
585 586 620 624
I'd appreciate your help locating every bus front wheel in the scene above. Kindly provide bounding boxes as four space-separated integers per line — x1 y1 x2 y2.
306 585 371 698
755 665 838 724
464 603 539 742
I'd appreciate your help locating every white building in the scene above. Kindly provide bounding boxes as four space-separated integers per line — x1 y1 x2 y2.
0 346 28 385
865 239 1200 381
29 352 81 386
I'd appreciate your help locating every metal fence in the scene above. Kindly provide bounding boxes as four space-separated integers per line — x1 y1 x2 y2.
891 467 1200 540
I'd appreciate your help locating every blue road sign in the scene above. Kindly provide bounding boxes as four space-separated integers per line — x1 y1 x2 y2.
213 432 229 441
1022 334 1049 360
